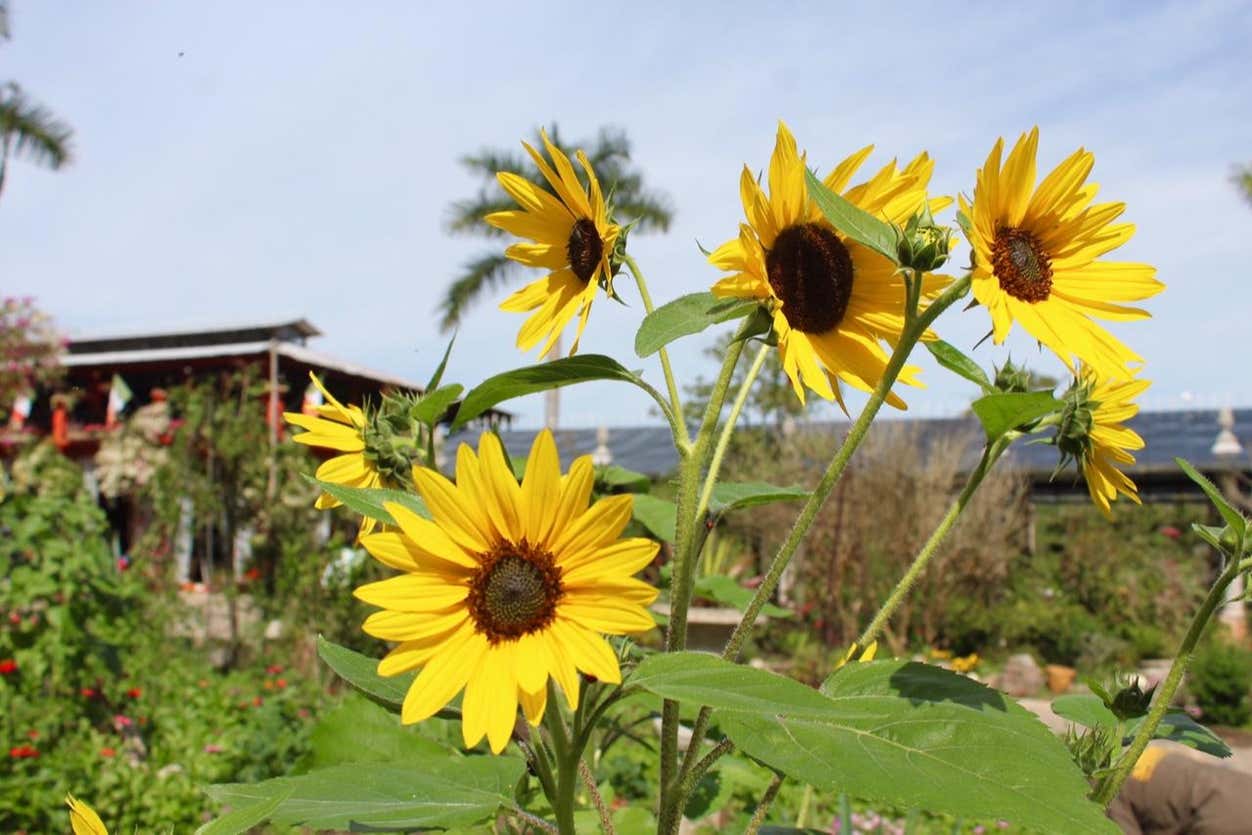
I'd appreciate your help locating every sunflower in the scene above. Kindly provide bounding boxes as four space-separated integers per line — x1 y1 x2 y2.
485 130 621 357
709 121 950 410
1061 366 1149 515
66 795 109 835
283 373 382 537
961 128 1164 380
354 429 658 753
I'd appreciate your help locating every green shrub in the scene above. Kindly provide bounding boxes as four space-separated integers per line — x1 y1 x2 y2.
1189 637 1252 727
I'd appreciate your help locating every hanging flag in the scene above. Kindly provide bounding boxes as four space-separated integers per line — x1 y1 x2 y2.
7 393 32 429
106 374 133 428
301 380 324 416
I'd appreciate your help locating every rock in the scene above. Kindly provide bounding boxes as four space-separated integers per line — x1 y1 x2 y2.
264 619 284 640
1000 653 1044 697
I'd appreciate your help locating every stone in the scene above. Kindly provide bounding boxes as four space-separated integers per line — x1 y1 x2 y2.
1000 653 1044 697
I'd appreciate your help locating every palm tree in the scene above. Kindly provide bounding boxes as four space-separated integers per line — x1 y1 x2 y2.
442 125 673 427
1235 163 1252 209
0 2 74 197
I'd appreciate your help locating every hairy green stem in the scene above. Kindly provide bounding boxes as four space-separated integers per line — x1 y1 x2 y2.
696 340 772 519
543 689 579 835
720 274 971 663
744 773 785 835
659 325 749 834
579 757 615 835
624 253 689 449
1093 557 1242 806
856 433 1012 649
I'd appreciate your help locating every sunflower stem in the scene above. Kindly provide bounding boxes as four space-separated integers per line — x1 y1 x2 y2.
696 340 772 519
856 432 1012 649
719 273 970 663
744 772 785 835
624 253 689 448
543 685 580 835
1092 551 1243 807
659 326 749 832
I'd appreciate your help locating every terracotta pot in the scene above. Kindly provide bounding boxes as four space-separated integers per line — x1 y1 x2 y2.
1045 663 1077 694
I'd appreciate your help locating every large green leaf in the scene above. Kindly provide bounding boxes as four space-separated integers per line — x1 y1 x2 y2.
598 464 652 492
310 479 430 524
925 340 993 393
412 383 464 425
453 355 654 429
633 493 677 542
302 694 452 770
1176 458 1246 540
631 653 1115 834
206 758 524 831
804 169 899 263
635 291 758 358
710 481 809 515
970 391 1063 441
317 635 412 710
195 789 291 835
1052 694 1117 730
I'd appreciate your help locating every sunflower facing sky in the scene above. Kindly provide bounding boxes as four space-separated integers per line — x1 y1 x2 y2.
283 373 383 537
1062 366 1150 515
961 128 1165 381
485 130 621 358
354 429 658 753
709 121 950 410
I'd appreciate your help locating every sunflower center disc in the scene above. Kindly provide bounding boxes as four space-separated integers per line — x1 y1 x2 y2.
765 223 854 334
991 227 1053 303
469 548 562 642
567 218 604 284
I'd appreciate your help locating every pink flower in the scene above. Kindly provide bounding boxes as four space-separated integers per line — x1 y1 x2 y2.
203 744 224 754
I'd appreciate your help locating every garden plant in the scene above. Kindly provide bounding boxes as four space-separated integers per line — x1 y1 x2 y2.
60 123 1252 833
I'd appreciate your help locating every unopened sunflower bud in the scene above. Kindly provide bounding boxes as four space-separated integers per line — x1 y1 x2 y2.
993 359 1036 394
1055 377 1097 464
895 205 951 272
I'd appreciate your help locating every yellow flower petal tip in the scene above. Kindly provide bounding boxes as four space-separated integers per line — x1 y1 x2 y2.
356 429 657 753
66 794 109 835
709 124 948 409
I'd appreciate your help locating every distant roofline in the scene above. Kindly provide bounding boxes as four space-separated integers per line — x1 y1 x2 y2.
67 318 321 354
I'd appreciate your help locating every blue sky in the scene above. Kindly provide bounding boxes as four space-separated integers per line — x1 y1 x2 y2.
3 1 1250 427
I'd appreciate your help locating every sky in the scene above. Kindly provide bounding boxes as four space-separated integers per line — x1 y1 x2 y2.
3 1 1251 428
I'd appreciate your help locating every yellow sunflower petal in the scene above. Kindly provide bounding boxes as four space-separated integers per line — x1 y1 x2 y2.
520 429 562 544
518 683 548 725
400 625 485 724
67 795 109 835
354 574 469 612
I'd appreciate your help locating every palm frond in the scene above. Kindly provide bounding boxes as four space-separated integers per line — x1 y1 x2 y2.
437 252 521 332
0 83 73 169
445 191 517 237
459 148 531 178
1234 163 1252 209
0 1 10 41
614 192 674 233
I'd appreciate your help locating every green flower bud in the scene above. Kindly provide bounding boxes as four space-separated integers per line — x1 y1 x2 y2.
895 205 951 272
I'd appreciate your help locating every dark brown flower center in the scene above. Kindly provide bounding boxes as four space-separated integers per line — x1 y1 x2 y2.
567 218 604 284
467 543 563 643
991 227 1052 303
765 223 854 334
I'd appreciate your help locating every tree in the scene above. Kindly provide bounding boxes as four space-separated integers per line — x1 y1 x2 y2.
440 124 673 332
0 2 73 197
1234 162 1252 208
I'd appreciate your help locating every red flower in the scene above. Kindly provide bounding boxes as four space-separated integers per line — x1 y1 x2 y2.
81 687 97 699
7 613 19 625
1160 525 1183 540
275 678 287 690
9 745 38 759
0 659 17 675
243 568 261 582
126 687 142 699
25 730 38 740
100 747 116 758
265 664 283 675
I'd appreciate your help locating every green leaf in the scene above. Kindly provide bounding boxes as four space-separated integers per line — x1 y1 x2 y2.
453 355 653 429
804 169 899 263
1052 694 1117 730
970 391 1063 441
693 575 791 618
425 335 456 392
598 464 652 492
631 654 1116 834
633 493 677 542
925 340 993 392
710 481 809 515
317 635 412 710
1176 458 1246 539
1126 710 1232 759
635 291 759 357
310 479 430 524
206 758 524 831
303 694 452 770
196 788 291 835
412 383 464 426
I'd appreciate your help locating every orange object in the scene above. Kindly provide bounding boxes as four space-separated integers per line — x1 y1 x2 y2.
51 403 70 450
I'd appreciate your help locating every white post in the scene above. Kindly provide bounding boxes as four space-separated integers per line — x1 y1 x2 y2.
174 497 194 583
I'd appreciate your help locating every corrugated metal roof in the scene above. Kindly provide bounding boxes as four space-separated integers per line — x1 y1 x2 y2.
67 318 320 354
445 408 1252 481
